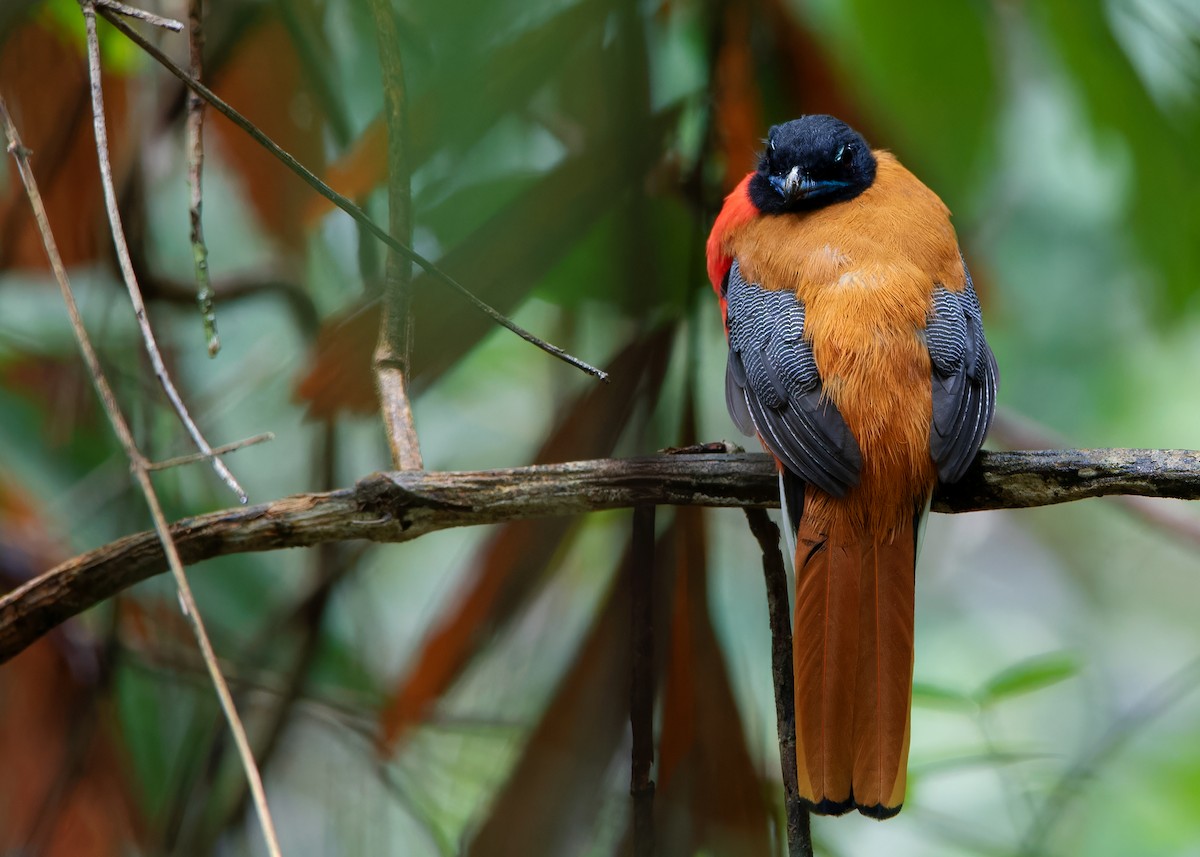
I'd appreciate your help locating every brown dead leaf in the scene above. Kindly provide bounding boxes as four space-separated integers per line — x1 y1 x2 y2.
0 642 142 857
465 526 676 857
0 478 141 856
651 505 773 856
714 0 867 191
378 327 675 751
713 3 762 189
207 13 324 251
764 0 867 130
303 0 610 226
302 116 386 227
0 350 99 444
294 115 664 416
0 17 132 270
292 300 380 415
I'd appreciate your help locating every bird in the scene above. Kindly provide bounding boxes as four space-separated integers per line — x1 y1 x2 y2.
706 114 997 819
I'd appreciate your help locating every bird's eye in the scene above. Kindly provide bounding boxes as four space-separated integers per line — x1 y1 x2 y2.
763 138 777 169
834 143 851 163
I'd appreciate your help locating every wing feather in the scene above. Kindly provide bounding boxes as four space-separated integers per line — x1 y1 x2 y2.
724 261 862 497
926 261 998 483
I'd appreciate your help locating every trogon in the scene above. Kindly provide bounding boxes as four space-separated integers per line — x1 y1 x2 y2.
706 115 998 818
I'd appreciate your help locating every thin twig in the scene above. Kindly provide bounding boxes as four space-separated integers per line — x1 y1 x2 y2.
0 95 282 857
81 1 246 502
196 417 350 844
131 479 280 857
6 448 1200 667
95 0 182 30
743 508 812 857
145 432 275 471
125 636 381 743
185 0 219 356
95 6 610 383
630 505 656 857
367 0 422 470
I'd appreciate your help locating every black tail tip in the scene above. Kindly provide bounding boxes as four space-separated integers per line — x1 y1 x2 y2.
857 801 903 821
803 796 855 817
802 795 903 820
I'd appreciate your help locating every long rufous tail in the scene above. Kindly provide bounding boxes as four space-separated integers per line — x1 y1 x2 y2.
791 487 916 819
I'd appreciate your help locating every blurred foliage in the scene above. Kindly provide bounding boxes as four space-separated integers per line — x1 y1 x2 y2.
1 0 1200 855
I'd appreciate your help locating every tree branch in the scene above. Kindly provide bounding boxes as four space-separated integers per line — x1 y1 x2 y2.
744 508 811 857
2 448 1198 666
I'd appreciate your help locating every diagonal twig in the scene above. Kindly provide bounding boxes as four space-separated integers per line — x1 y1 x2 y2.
81 1 246 502
145 432 275 471
367 0 422 470
95 0 182 30
1 92 281 857
219 421 352 842
95 5 609 383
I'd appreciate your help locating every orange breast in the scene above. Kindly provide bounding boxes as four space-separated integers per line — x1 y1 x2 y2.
722 153 964 535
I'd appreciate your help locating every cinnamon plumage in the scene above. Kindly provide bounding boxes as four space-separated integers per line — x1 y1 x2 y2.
707 115 997 818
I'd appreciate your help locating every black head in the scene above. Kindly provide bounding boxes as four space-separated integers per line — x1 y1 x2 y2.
748 115 877 214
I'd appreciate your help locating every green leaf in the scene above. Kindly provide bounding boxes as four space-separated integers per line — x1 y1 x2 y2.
1032 0 1200 316
39 0 141 72
803 0 1000 213
912 748 1054 777
975 651 1081 706
911 680 974 711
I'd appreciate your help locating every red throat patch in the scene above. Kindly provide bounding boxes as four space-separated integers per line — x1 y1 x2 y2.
706 173 758 300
